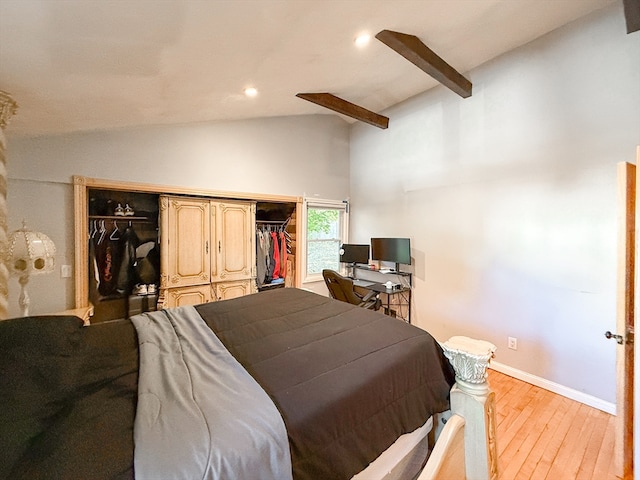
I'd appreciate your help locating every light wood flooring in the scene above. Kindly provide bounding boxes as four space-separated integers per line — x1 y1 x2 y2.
489 370 622 480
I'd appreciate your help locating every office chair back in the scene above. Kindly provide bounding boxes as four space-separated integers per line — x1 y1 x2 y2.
322 269 381 310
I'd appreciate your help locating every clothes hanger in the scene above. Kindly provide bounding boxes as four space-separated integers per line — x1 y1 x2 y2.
89 219 97 239
109 220 120 241
98 220 107 245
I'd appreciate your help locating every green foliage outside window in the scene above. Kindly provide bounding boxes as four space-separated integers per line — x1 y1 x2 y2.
307 207 341 275
307 209 339 237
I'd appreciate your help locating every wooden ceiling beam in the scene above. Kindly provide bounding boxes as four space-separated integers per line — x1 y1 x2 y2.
623 0 640 33
375 29 472 99
296 93 389 129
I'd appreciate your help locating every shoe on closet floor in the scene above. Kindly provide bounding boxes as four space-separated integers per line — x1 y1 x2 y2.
132 284 148 295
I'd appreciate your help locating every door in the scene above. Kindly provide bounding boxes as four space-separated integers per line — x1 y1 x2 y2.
613 161 635 478
211 201 255 282
160 196 211 288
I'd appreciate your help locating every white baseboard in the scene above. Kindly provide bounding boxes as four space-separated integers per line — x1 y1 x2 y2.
489 361 616 415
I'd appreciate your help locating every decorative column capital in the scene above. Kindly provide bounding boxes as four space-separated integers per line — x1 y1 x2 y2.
442 336 497 394
0 90 18 130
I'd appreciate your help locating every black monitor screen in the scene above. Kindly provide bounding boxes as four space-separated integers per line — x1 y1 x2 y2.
339 244 370 265
370 238 411 265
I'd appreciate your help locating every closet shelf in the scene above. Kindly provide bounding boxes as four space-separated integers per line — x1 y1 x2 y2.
89 215 154 222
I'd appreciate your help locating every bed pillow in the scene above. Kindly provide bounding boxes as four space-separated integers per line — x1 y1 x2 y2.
0 315 139 480
0 315 86 479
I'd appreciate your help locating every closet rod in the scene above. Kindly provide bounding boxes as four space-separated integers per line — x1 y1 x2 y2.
89 215 154 222
256 216 291 226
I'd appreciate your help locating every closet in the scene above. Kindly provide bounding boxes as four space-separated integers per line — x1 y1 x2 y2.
255 201 297 291
86 188 160 322
74 176 303 322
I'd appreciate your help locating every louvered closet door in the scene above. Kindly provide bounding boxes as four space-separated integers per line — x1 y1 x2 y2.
211 200 255 283
160 196 211 288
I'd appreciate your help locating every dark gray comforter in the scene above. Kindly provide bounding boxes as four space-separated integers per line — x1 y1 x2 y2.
195 288 455 480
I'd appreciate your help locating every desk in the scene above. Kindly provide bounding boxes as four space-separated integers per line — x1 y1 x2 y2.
353 280 412 323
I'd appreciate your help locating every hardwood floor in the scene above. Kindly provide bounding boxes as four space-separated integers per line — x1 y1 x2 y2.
489 370 622 480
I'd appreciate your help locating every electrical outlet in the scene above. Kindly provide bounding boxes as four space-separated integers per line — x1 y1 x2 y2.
61 265 72 278
508 336 517 350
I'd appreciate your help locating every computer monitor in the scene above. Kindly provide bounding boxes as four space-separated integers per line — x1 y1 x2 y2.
339 244 370 265
370 238 411 271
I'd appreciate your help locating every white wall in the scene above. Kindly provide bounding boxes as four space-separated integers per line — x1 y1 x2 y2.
5 114 350 317
349 5 639 404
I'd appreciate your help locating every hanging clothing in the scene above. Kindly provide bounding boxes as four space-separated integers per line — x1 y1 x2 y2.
88 234 101 304
256 218 293 289
271 231 280 280
136 241 161 286
279 231 287 280
256 230 267 288
265 231 274 283
94 227 122 297
117 225 140 294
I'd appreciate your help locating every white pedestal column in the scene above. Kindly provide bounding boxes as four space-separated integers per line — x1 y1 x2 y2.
442 336 499 480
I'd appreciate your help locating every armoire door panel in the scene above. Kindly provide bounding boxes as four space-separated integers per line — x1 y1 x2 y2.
212 201 255 282
164 285 212 308
161 196 211 288
215 280 253 301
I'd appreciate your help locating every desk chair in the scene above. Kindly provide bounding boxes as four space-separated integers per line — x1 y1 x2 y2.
322 269 382 311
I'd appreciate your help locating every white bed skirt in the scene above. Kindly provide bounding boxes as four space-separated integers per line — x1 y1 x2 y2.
352 417 433 480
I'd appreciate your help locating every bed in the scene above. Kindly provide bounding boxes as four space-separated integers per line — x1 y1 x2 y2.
0 287 497 480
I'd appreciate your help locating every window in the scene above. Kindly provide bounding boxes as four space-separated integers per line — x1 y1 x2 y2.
302 199 348 283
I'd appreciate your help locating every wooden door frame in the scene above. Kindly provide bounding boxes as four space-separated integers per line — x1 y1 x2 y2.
626 145 640 478
617 161 635 478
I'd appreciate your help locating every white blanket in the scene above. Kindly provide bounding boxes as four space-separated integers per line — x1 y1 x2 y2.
131 306 293 480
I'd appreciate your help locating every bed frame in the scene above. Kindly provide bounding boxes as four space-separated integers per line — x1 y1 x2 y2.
350 334 499 480
420 335 499 480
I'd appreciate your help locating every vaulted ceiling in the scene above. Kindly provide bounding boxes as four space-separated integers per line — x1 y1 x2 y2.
0 0 617 137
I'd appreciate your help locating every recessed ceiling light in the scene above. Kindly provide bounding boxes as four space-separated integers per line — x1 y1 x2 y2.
244 87 258 97
354 33 371 48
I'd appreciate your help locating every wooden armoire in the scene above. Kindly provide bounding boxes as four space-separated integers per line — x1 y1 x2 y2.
159 196 256 307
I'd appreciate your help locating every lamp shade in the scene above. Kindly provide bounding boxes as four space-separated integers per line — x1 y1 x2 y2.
7 223 56 277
